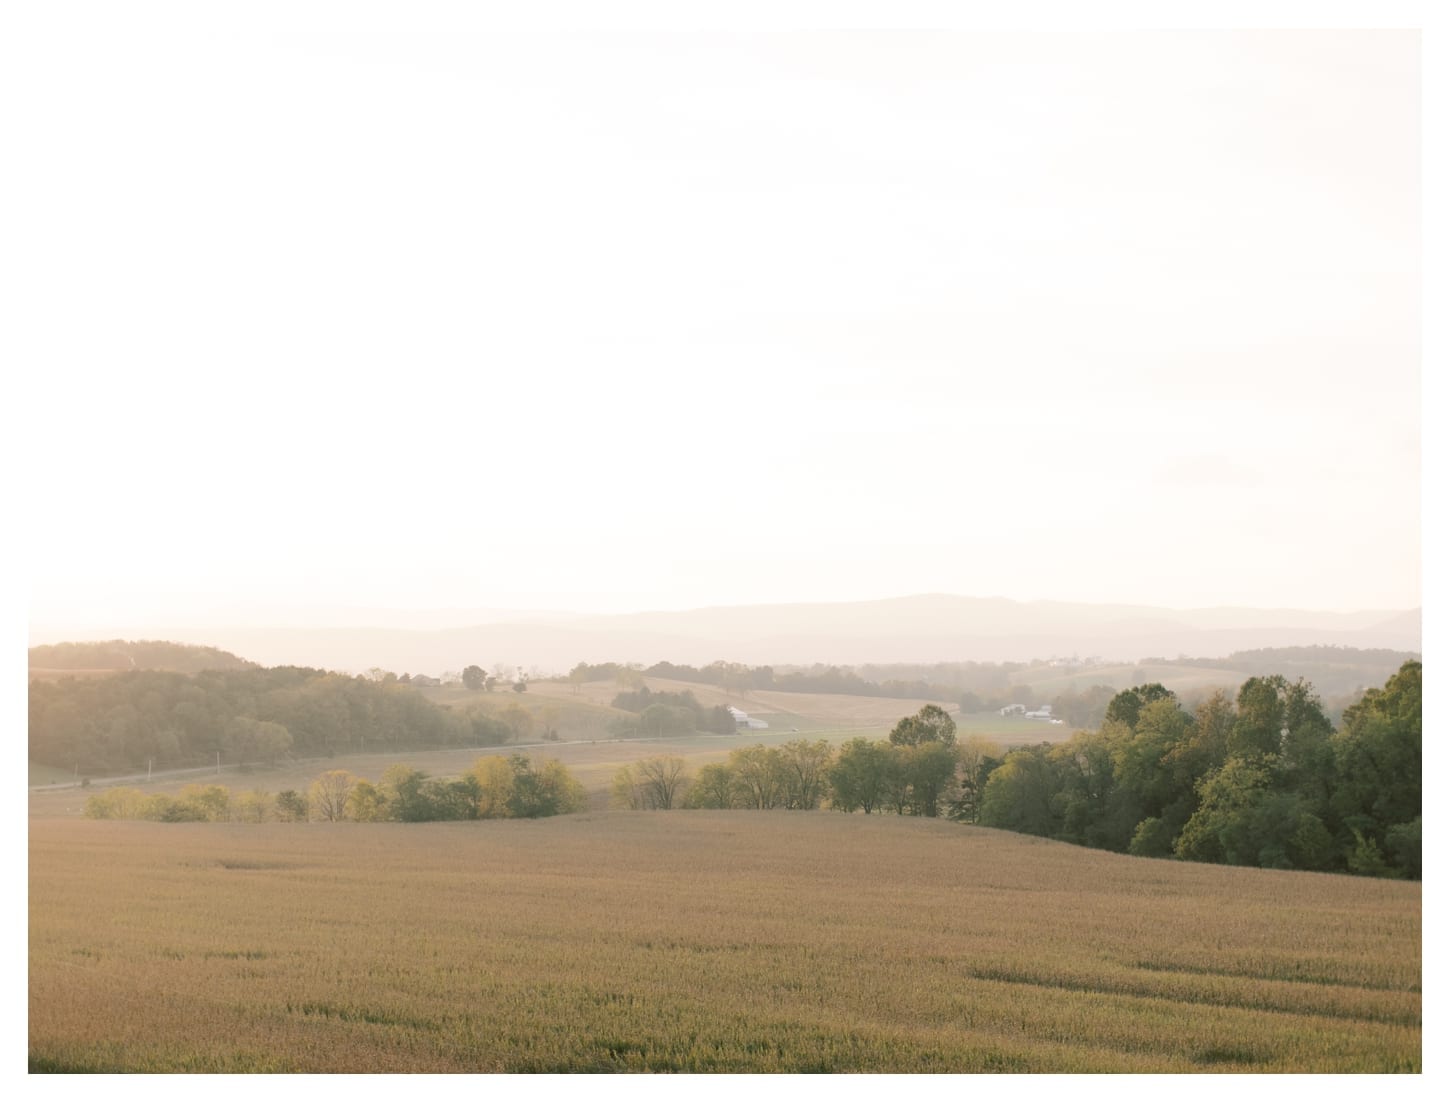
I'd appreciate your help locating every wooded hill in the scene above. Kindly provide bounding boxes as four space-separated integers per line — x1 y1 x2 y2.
28 640 255 676
28 666 512 776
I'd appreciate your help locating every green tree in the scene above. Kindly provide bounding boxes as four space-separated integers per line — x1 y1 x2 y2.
380 764 430 820
1331 660 1421 877
896 741 958 817
828 738 896 814
1174 755 1273 865
948 735 1002 823
1102 697 1195 851
640 703 694 738
777 739 834 810
1164 690 1235 790
275 790 309 822
1049 727 1122 847
684 762 737 808
462 665 487 691
1127 815 1177 858
1103 683 1173 731
888 704 957 748
980 745 1061 836
729 745 785 809
1228 675 1324 759
506 756 586 817
347 779 391 822
418 775 484 820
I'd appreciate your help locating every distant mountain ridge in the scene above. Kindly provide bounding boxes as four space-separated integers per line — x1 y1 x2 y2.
27 595 1421 676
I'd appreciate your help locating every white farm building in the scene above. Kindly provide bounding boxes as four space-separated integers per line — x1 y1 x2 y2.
727 706 769 731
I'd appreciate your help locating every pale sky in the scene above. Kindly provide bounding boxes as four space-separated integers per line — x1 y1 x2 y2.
14 22 1421 631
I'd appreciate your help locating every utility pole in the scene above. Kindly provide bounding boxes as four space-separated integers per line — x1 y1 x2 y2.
148 758 153 783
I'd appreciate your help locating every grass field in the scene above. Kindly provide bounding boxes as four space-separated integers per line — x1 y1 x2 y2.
28 762 78 787
29 812 1419 1073
27 703 1067 823
1008 663 1243 698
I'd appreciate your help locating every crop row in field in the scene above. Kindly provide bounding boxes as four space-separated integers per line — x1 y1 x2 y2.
29 812 1420 1072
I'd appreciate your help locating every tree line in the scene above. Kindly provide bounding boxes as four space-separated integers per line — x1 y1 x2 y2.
569 660 965 701
609 663 1420 880
612 705 983 818
976 663 1421 878
29 666 513 776
566 647 1414 723
82 754 586 823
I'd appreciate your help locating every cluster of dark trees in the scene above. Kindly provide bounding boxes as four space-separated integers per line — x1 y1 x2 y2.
608 686 737 736
29 667 512 776
977 662 1421 878
83 755 587 823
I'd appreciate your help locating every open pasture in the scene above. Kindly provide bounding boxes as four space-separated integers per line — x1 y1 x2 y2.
527 675 953 729
30 812 1419 1072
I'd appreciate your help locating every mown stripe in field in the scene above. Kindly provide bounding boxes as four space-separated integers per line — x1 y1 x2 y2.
941 962 1420 1027
1131 956 1421 993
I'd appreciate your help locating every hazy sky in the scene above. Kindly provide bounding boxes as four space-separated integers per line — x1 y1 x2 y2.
16 23 1420 630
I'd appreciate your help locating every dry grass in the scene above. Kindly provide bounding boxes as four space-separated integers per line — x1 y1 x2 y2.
30 812 1419 1073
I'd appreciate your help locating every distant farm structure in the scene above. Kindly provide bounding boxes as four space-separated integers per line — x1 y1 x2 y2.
999 703 1063 724
727 706 769 731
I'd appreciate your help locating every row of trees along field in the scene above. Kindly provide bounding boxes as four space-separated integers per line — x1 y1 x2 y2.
82 755 586 823
28 667 514 775
570 646 1413 722
613 706 984 818
610 663 1420 880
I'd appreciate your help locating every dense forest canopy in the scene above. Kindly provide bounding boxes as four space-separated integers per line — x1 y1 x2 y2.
973 663 1421 879
28 666 512 775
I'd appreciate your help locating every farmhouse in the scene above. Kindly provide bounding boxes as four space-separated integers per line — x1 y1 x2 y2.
727 706 769 731
998 704 1026 717
1024 704 1054 720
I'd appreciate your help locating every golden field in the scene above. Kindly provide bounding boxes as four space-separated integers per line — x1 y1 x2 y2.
29 811 1419 1072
